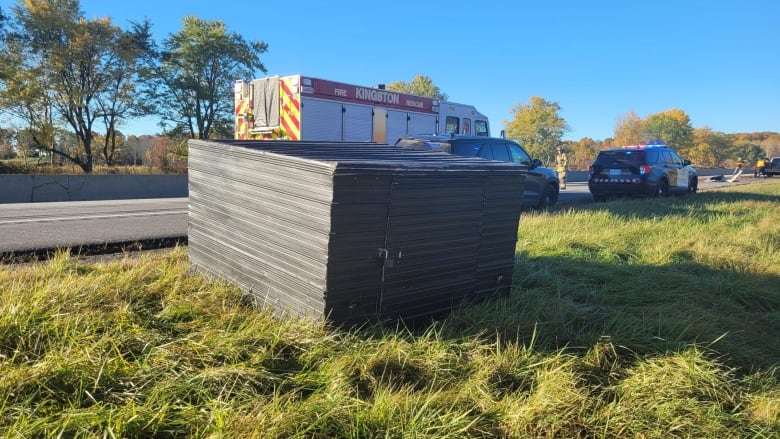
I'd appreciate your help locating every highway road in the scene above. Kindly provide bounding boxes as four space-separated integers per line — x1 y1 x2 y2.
0 198 188 256
0 174 768 259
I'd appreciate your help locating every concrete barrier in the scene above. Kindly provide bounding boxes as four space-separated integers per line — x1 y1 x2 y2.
0 174 188 204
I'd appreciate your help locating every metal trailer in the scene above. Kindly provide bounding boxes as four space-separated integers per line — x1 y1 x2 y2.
235 75 490 144
188 139 525 325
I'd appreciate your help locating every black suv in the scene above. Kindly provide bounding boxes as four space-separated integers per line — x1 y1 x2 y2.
395 135 560 209
764 157 780 177
588 144 697 201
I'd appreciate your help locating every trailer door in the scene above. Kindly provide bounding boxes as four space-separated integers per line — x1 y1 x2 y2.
301 98 342 141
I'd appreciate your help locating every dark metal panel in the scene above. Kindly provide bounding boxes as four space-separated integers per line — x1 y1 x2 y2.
188 139 525 324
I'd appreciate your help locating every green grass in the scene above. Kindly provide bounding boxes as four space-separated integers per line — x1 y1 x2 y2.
1 182 779 438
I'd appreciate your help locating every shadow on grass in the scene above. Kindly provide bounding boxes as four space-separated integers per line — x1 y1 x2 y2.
423 251 780 376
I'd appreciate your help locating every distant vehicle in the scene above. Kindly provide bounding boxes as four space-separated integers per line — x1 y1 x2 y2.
234 75 489 143
588 144 697 201
395 134 560 210
764 157 780 177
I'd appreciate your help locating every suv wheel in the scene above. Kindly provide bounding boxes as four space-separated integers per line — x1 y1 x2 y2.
536 184 559 210
655 179 669 197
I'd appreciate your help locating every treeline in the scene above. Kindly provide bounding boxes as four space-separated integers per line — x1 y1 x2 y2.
0 129 186 174
561 130 780 172
504 100 780 171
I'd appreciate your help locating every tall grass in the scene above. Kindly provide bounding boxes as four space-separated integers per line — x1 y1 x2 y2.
1 182 778 438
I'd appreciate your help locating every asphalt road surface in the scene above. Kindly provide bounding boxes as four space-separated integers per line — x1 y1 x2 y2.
0 198 188 256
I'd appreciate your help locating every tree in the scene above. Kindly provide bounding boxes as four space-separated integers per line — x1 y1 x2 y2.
565 137 602 171
613 110 643 146
147 16 268 140
759 134 780 158
503 96 569 160
642 109 694 155
96 19 156 165
0 127 16 159
385 75 448 100
733 141 764 165
1 0 155 173
691 127 731 167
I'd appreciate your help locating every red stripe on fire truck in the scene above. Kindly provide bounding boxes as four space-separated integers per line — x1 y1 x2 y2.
281 78 300 140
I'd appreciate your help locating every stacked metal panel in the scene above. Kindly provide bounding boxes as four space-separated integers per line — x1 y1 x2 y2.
188 139 525 325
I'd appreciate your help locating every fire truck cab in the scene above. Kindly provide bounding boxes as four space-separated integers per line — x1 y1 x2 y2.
234 75 490 143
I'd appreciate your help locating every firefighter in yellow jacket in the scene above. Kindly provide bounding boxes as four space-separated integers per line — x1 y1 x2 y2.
755 157 766 177
555 146 569 190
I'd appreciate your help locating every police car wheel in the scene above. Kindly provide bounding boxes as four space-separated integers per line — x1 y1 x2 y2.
655 180 669 197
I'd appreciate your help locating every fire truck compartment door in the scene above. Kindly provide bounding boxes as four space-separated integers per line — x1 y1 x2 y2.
342 104 372 142
302 98 343 141
407 113 438 137
386 110 408 145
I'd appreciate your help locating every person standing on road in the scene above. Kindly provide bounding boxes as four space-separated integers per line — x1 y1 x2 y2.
555 146 569 190
755 157 766 177
734 158 746 176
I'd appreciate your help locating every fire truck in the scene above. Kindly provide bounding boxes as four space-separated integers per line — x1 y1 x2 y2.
234 75 490 143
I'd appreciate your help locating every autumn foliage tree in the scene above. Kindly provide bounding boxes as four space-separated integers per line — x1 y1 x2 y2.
503 96 569 161
385 75 448 100
642 109 694 155
613 108 694 154
0 0 154 173
613 110 643 146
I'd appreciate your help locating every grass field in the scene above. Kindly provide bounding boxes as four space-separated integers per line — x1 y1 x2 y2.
1 181 779 438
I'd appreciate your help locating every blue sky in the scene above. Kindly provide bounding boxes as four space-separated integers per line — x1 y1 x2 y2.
4 0 779 140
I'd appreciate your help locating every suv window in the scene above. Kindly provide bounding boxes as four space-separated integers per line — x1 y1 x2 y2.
508 143 532 166
667 150 683 165
644 150 660 164
477 146 492 160
491 143 510 162
452 140 482 157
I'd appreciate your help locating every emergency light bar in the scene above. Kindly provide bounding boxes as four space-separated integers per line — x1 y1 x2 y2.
620 143 667 149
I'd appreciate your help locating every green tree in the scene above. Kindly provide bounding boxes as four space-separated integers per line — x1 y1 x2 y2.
146 16 268 139
733 141 764 165
642 109 694 155
1 0 154 173
385 74 448 100
503 96 569 160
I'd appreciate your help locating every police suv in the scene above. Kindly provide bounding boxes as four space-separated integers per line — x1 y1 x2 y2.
588 144 697 202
